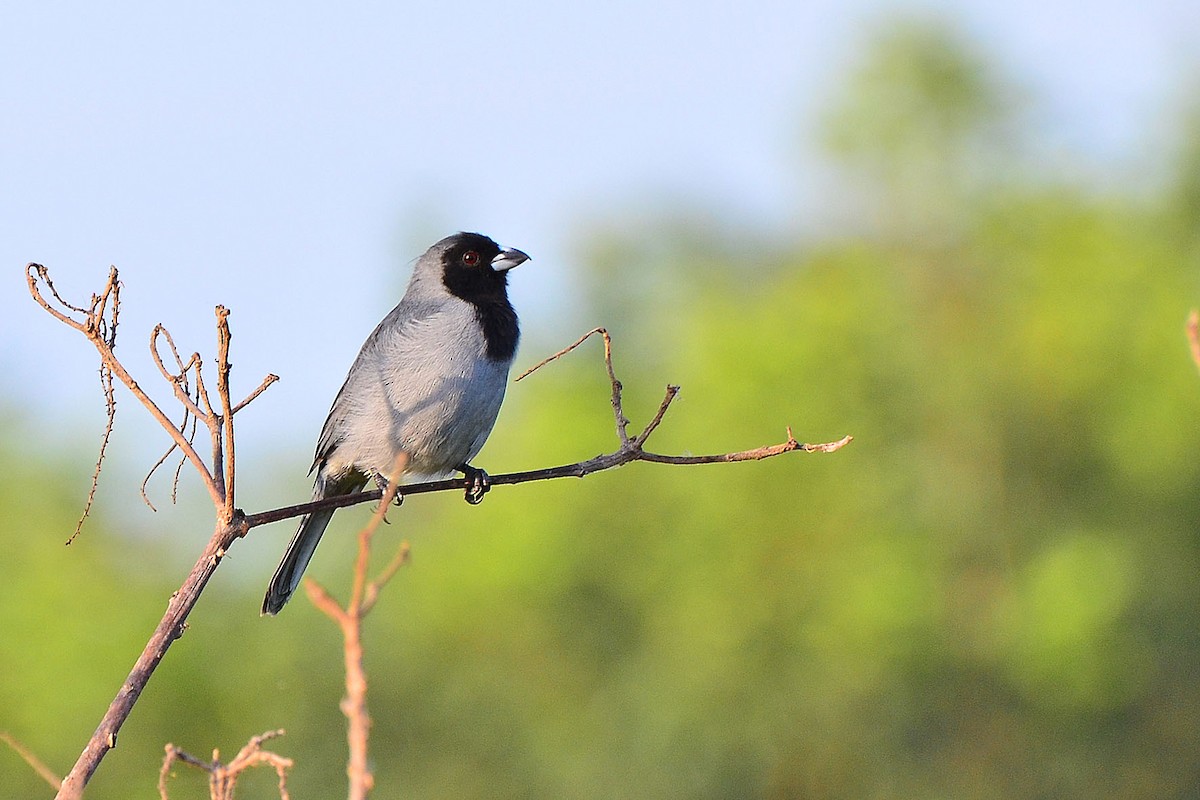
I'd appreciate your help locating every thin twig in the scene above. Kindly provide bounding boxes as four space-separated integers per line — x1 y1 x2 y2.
516 327 631 443
216 306 237 520
159 729 292 800
633 384 680 448
149 321 230 506
28 265 226 509
194 364 228 504
48 265 122 544
362 541 412 615
142 327 205 510
170 418 195 503
25 263 92 328
1 731 63 790
514 326 605 380
233 373 280 414
150 326 208 428
304 455 408 800
67 363 118 544
640 431 853 463
93 266 120 348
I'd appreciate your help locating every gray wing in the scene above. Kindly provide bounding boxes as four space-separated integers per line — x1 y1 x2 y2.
310 299 433 473
311 295 491 476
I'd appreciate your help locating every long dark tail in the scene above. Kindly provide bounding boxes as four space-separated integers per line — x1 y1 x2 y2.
262 472 362 615
261 507 334 615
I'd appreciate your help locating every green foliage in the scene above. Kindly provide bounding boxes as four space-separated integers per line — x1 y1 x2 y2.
5 15 1200 800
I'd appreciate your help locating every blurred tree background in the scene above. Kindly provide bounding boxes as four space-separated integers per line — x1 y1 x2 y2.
4 15 1200 800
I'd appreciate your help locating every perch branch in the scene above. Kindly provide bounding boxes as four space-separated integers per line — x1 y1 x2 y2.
246 328 850 530
244 426 850 529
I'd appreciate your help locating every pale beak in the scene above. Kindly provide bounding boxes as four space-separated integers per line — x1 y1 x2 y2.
491 247 530 272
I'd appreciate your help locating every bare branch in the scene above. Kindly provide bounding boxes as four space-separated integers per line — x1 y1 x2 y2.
641 430 854 464
233 373 280 414
26 264 124 543
142 326 208 511
216 306 238 519
149 325 206 422
516 326 631 443
304 456 408 800
25 263 91 330
55 512 250 800
514 326 605 380
633 384 680 448
244 424 852 530
362 541 411 615
303 577 346 622
158 729 292 800
158 743 210 798
141 448 173 513
67 363 118 544
27 267 276 798
1 731 62 790
28 265 227 509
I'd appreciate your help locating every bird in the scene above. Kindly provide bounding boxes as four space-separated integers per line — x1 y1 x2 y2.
262 232 529 615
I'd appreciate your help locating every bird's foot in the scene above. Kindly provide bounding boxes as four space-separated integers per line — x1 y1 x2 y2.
459 464 491 505
370 470 404 507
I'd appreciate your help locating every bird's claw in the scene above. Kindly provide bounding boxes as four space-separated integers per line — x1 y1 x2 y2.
461 465 490 505
371 471 404 506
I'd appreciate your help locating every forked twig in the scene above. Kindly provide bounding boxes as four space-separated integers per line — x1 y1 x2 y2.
304 454 411 800
362 540 412 615
517 326 631 442
28 265 227 511
158 729 292 800
142 326 203 511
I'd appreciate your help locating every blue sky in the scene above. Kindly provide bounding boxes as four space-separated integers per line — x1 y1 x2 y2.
2 0 1197 477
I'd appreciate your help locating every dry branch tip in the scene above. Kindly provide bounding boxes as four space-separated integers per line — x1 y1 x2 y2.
158 729 292 800
1 731 62 790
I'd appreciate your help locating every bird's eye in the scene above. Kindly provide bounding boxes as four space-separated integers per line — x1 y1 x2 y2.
462 250 480 266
